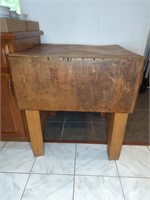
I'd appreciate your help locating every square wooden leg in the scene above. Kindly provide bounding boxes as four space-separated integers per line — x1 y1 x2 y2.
107 113 128 160
25 110 44 156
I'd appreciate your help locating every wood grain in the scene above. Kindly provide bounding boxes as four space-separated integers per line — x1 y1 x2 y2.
1 31 43 73
107 113 128 160
10 44 143 58
25 110 44 156
1 74 29 141
9 55 144 113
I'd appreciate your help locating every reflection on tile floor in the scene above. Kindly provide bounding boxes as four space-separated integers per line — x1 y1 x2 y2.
44 90 149 145
0 142 150 200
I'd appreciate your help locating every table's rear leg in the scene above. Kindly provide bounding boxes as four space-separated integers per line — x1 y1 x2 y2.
100 113 107 118
107 113 128 160
25 110 44 156
49 111 56 117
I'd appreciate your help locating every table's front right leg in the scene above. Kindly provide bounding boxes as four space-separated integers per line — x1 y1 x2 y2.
107 112 128 160
25 110 44 156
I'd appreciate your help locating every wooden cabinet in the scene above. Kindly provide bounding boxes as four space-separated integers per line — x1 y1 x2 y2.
1 74 29 140
1 31 43 141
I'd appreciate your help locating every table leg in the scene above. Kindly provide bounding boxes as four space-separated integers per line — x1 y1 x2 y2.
107 113 128 160
25 110 44 156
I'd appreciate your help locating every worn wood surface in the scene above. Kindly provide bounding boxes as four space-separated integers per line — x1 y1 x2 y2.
25 110 44 156
1 36 41 73
108 113 128 160
10 44 144 58
9 44 144 113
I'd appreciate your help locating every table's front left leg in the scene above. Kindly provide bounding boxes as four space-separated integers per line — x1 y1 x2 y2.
25 110 44 156
107 113 128 160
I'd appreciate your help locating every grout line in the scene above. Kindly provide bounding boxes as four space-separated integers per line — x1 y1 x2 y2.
72 144 77 200
64 121 92 123
19 173 30 200
29 156 37 174
115 161 126 200
0 142 7 150
74 174 150 179
60 112 67 140
92 121 108 124
20 157 36 200
0 171 149 179
73 175 76 200
0 172 30 175
115 161 120 177
147 146 150 151
48 120 64 122
74 174 120 178
74 144 77 176
29 172 74 176
118 176 150 179
91 114 94 137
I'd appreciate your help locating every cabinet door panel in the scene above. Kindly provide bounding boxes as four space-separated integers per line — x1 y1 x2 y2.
1 74 29 140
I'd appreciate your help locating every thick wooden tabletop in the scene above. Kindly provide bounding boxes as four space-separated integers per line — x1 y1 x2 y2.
9 44 143 59
8 44 144 113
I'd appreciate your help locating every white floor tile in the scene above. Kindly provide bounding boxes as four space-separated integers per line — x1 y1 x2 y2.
3 142 31 150
148 146 150 151
121 177 150 200
22 174 73 200
32 143 75 174
0 149 35 173
0 141 6 150
74 176 124 200
0 173 29 200
75 144 118 176
116 146 150 177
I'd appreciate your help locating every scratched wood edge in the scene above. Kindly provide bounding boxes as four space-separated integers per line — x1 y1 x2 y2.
8 44 144 58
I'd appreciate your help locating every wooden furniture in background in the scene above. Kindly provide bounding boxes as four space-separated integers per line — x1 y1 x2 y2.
1 31 44 141
9 44 144 160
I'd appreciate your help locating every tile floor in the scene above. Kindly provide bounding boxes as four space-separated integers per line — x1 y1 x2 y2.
0 141 150 200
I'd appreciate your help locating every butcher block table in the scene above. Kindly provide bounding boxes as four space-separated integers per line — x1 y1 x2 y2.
8 44 144 160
